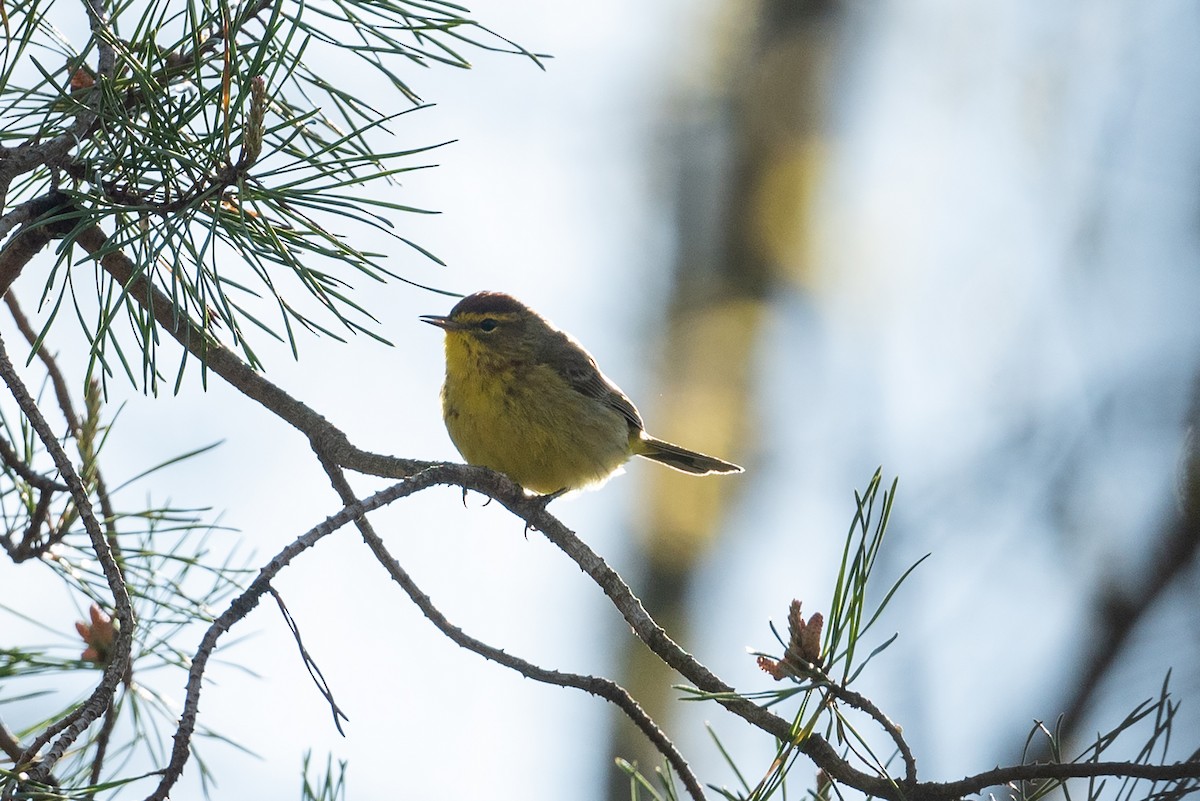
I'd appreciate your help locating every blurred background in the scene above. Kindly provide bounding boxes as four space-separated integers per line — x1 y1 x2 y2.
3 0 1200 799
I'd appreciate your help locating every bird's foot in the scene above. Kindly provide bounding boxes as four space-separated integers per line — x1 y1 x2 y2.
523 487 568 536
460 486 494 508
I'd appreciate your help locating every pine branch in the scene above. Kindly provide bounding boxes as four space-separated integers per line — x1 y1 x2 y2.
0 333 134 783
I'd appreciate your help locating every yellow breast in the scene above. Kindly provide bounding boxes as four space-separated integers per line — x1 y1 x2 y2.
440 334 632 494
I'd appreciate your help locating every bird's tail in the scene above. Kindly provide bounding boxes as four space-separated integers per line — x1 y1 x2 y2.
634 435 743 476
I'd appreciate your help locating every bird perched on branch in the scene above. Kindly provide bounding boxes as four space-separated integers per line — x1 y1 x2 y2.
422 291 743 495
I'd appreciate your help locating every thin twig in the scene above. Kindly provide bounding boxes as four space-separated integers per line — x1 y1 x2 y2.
75 224 420 478
6 292 83 433
6 292 123 555
87 695 119 788
19 487 56 554
0 214 55 299
145 469 449 801
822 681 916 786
78 221 1200 801
0 195 64 243
0 434 69 493
317 454 709 801
80 0 115 80
0 333 134 784
269 587 349 736
0 717 63 793
0 717 24 763
933 759 1200 799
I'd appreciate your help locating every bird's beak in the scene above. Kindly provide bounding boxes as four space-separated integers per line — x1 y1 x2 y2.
420 315 461 330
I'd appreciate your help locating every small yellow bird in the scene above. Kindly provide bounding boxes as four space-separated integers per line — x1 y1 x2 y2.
422 291 743 495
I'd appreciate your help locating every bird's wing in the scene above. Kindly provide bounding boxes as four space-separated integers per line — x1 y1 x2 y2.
555 335 645 433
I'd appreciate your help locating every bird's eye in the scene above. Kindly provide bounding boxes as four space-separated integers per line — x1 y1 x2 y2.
478 319 498 332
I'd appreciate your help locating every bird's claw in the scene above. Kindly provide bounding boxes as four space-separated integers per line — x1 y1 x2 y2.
460 487 494 508
523 487 567 536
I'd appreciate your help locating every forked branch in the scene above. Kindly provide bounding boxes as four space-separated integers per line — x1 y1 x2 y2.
7 221 1197 801
0 334 133 783
317 455 708 801
82 221 1200 801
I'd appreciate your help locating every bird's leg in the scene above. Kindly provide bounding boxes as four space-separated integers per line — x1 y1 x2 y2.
460 487 494 508
522 487 568 536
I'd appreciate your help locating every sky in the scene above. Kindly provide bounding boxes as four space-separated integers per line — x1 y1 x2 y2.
3 1 1200 800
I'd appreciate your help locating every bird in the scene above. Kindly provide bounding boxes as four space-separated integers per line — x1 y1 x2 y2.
422 291 743 495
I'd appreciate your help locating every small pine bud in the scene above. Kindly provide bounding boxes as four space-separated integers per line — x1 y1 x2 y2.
799 611 823 666
788 599 805 634
70 68 96 91
238 76 267 169
76 603 117 665
757 655 787 680
815 769 832 801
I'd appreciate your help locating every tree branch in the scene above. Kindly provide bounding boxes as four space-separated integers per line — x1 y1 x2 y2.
71 221 1200 801
73 224 422 479
0 434 69 493
0 194 69 243
823 681 916 786
0 207 57 299
146 467 461 801
316 454 708 801
394 471 1200 801
0 333 133 783
269 586 350 736
79 0 115 80
6 291 123 556
0 717 25 764
933 759 1200 799
1049 376 1200 750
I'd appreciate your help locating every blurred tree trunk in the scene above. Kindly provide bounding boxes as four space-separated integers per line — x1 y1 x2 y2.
604 1 841 797
1027 374 1200 764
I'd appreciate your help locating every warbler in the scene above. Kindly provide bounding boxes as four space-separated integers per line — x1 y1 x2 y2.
422 291 743 495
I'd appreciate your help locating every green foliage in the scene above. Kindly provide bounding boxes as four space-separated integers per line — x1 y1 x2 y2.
671 473 878 799
300 751 348 801
823 472 923 687
0 378 250 797
674 472 1197 801
678 470 919 800
616 757 683 801
0 0 539 389
1017 675 1194 801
